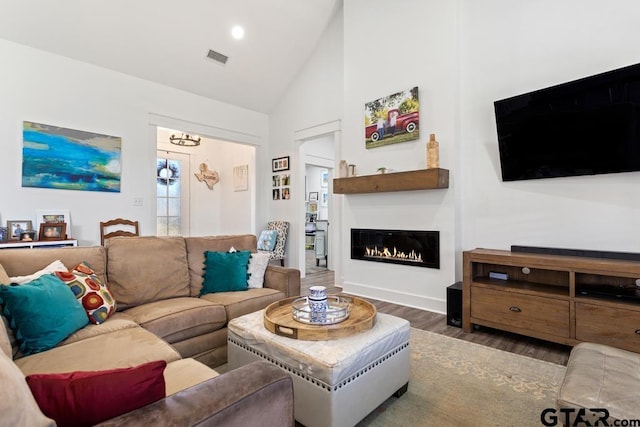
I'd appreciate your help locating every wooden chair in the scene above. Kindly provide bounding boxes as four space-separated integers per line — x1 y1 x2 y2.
100 218 139 245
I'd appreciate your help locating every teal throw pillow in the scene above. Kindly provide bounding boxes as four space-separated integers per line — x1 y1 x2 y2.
257 230 278 251
201 250 252 295
0 274 89 355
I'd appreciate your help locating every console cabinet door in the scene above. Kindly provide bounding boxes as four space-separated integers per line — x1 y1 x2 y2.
575 303 640 353
471 287 570 338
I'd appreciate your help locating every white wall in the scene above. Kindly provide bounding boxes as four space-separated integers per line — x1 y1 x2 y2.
269 7 344 267
0 39 268 245
340 0 459 312
458 0 640 256
158 130 255 236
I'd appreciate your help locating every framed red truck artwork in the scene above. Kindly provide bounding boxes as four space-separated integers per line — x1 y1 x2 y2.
364 86 420 149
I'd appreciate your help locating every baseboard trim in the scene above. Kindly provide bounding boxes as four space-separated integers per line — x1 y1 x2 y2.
341 281 445 314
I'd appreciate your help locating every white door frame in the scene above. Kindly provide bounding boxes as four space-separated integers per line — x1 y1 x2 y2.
294 120 341 283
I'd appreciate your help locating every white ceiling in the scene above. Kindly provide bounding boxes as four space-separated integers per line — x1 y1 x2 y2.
0 0 341 114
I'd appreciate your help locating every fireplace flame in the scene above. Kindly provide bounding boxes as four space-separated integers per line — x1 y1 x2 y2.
365 246 423 263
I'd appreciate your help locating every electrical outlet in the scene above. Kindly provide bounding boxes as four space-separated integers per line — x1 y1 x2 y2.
133 197 143 206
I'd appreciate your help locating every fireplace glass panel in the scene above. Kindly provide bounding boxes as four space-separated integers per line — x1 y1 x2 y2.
351 228 439 269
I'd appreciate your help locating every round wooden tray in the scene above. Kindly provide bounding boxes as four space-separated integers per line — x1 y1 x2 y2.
263 295 377 340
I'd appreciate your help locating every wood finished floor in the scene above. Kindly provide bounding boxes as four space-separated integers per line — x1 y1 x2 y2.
301 266 571 366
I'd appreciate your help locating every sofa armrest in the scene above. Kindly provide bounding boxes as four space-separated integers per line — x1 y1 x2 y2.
96 361 294 427
264 265 300 298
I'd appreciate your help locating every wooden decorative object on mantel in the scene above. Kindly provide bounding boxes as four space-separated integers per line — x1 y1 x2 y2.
333 168 449 194
194 162 220 190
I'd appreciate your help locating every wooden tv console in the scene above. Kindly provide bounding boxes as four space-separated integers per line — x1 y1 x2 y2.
463 248 640 352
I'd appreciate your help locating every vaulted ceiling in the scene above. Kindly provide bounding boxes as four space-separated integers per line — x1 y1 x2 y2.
0 0 341 113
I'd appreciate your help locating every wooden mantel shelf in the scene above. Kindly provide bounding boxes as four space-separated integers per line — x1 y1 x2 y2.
333 168 449 194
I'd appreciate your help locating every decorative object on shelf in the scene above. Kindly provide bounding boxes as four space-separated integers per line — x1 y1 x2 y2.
339 160 348 178
309 192 319 202
364 86 420 149
0 227 7 242
23 121 121 193
36 210 71 237
39 222 67 241
377 167 388 174
194 162 219 190
272 156 290 172
348 164 357 176
7 220 33 241
427 133 440 169
169 133 201 147
233 165 248 191
19 230 36 241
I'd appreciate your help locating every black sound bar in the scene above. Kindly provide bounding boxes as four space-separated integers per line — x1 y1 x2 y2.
511 245 640 262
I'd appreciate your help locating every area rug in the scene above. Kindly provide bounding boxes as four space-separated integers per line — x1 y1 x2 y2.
356 328 566 427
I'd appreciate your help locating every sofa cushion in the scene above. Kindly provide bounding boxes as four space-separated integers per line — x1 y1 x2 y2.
54 262 117 324
201 250 251 295
201 287 285 321
9 259 67 284
164 358 219 396
0 263 10 285
0 314 12 359
0 275 89 355
15 326 181 376
0 246 107 283
106 236 190 309
123 297 226 344
59 312 138 346
0 350 54 426
27 360 166 427
185 234 257 296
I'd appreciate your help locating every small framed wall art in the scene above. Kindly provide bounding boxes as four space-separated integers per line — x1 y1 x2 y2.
272 156 290 172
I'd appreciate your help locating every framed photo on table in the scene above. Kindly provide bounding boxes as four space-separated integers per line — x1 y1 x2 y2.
39 222 67 241
36 209 71 237
7 220 33 240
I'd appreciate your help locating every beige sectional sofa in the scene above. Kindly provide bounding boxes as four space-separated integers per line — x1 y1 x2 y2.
0 234 299 425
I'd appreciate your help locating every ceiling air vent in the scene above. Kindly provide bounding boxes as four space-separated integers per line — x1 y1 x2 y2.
206 49 229 65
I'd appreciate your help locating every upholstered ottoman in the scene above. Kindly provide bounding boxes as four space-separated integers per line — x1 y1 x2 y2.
557 342 640 425
228 310 410 427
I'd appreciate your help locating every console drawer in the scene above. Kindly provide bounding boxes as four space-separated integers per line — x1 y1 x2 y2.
576 303 640 353
471 287 570 338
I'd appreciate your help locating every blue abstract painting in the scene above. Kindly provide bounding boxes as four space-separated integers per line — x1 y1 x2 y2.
22 121 121 192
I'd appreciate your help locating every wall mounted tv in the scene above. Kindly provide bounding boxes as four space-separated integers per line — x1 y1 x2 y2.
494 62 640 181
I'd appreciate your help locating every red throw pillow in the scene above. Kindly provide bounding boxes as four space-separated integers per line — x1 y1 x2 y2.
26 360 166 427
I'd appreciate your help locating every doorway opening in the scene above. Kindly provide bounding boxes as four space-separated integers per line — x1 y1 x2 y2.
155 126 256 237
301 135 335 277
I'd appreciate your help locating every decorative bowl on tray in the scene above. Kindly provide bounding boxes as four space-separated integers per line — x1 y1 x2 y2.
291 295 351 325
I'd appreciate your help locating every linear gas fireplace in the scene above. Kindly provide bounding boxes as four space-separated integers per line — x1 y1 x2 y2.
351 228 439 269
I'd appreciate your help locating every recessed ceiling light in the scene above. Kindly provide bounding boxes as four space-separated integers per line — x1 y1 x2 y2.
231 25 245 40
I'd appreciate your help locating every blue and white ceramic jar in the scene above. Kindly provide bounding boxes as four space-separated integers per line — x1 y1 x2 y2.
308 286 328 323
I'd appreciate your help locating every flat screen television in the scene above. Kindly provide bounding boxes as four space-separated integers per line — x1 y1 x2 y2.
494 62 640 181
